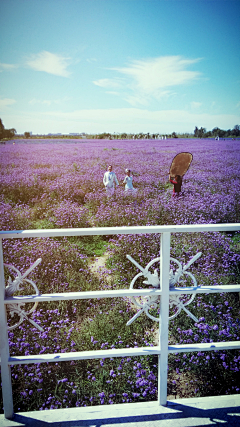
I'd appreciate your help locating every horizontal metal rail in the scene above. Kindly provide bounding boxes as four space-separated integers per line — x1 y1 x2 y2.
5 341 240 366
8 347 160 365
168 341 240 353
4 284 240 304
1 222 240 239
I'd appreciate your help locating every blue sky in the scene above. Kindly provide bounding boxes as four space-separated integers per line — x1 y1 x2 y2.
0 0 240 134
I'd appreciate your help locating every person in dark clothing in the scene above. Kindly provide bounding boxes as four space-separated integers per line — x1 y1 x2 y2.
169 174 182 197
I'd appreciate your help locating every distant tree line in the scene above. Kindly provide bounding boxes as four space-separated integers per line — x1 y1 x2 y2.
1 117 239 140
0 118 16 140
98 126 240 139
97 132 165 139
194 125 240 139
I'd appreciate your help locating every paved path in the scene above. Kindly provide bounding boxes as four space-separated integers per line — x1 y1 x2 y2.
0 394 240 427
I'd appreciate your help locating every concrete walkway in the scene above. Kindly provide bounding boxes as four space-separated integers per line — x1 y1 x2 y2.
0 394 240 427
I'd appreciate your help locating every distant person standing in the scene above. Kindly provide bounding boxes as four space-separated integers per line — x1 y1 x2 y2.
103 165 119 195
123 169 137 193
169 174 182 197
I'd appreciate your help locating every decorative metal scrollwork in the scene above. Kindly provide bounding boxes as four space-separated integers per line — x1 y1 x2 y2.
4 258 43 332
126 252 202 326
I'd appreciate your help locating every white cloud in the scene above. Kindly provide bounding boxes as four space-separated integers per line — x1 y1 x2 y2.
26 51 71 77
29 98 62 106
114 56 201 91
0 63 18 72
106 91 121 96
95 56 201 106
124 90 172 107
0 98 16 109
86 58 97 63
123 94 149 107
191 102 202 109
93 78 123 88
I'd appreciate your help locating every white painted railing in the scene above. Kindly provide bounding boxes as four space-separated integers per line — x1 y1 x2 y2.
1 223 240 420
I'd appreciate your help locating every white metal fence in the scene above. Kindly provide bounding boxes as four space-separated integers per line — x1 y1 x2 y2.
1 223 240 420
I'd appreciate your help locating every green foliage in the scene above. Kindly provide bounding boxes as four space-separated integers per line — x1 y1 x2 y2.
32 218 55 229
0 118 16 139
194 124 240 138
68 235 108 257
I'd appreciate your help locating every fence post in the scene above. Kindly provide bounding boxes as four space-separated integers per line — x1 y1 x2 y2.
158 232 170 405
0 239 14 419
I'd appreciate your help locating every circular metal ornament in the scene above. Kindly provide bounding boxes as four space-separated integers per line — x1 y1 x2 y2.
129 257 160 323
4 259 43 331
127 252 201 325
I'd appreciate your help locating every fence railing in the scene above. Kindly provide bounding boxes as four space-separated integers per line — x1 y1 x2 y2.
1 223 240 420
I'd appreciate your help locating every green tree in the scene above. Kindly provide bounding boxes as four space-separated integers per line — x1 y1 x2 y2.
194 126 199 137
212 127 220 137
0 118 16 139
198 127 206 138
98 132 112 139
232 125 240 137
194 126 206 138
0 118 5 139
205 131 212 138
120 133 127 139
4 128 16 138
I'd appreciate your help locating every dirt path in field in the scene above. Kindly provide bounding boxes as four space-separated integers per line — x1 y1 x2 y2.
89 253 159 345
89 252 159 345
89 252 112 284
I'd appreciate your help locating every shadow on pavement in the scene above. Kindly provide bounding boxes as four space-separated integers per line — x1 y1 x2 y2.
10 402 240 427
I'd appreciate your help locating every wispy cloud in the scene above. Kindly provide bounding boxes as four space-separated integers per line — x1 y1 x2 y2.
0 98 16 108
106 91 121 96
94 56 202 106
93 78 124 88
123 94 150 107
29 98 62 106
191 101 202 109
124 90 172 107
26 51 71 77
114 56 201 90
0 63 18 72
86 58 97 63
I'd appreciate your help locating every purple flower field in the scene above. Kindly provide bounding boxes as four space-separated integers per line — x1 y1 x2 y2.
0 138 240 412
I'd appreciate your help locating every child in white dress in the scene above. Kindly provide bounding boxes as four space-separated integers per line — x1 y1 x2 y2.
123 169 137 193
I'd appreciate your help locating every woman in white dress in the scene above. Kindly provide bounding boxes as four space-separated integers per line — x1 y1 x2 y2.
123 169 137 193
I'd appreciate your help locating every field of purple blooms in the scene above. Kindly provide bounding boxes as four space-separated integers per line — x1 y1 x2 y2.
0 138 240 412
